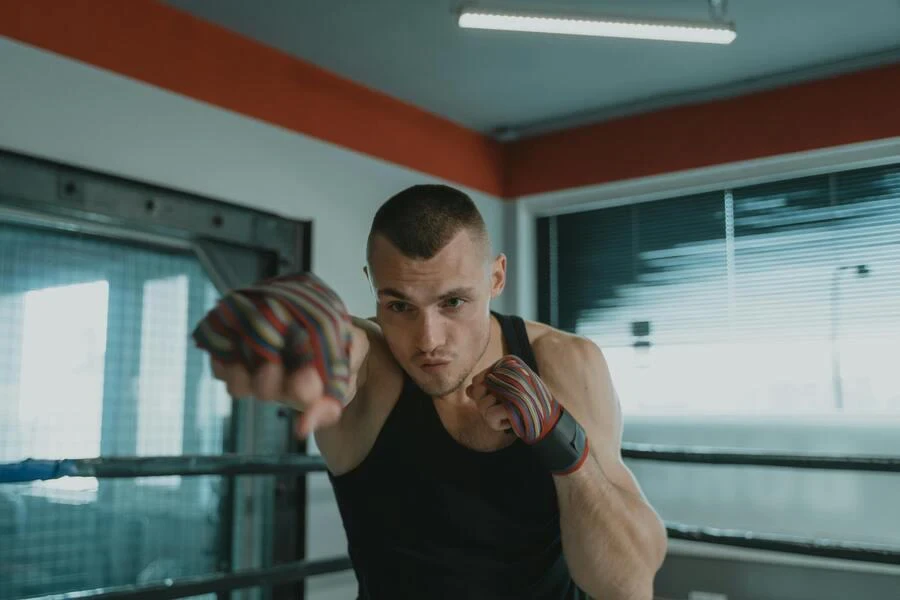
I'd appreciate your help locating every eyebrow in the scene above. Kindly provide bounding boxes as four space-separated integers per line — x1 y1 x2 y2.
377 287 477 302
438 287 476 300
378 288 410 301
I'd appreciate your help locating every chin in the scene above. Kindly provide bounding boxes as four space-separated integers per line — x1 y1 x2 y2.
415 371 466 398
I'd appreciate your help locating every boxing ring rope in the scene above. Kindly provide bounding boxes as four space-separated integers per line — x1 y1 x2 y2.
620 442 900 473
0 454 328 482
4 442 900 600
664 522 900 565
3 443 899 483
18 557 355 600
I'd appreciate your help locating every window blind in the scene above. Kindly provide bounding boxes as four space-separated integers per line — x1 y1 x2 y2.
537 162 900 414
540 191 729 346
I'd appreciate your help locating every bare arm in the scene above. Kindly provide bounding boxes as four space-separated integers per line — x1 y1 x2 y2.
198 274 401 474
209 311 393 474
311 316 391 472
534 334 667 599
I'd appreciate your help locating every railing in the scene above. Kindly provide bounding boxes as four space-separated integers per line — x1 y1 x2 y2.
4 441 899 600
621 442 900 473
19 558 354 600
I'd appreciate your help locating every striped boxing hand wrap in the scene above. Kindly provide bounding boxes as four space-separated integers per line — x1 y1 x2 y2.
191 272 354 405
484 355 590 475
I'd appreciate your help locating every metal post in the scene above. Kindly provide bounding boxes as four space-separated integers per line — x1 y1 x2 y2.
830 264 870 411
830 267 844 410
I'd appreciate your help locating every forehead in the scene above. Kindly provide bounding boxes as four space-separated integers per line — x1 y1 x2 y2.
368 231 487 295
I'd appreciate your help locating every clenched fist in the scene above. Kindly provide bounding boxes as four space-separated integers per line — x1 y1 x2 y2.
192 272 367 437
468 355 590 475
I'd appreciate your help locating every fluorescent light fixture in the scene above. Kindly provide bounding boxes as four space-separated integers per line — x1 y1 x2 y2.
458 9 737 45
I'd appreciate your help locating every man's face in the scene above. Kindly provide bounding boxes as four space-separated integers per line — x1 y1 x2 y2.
367 230 506 398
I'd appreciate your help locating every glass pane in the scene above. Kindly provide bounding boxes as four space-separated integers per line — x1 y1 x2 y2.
0 222 232 599
547 164 900 417
18 281 109 497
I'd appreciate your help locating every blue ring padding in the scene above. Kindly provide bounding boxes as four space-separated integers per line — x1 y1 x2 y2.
0 459 80 483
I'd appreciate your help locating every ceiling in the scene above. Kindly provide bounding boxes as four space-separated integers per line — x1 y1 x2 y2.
165 0 900 137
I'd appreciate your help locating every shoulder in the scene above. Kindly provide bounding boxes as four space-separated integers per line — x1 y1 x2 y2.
521 319 619 437
351 317 397 374
350 316 403 411
523 319 606 376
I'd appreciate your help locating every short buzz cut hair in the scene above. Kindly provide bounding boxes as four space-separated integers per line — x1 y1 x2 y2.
366 184 490 262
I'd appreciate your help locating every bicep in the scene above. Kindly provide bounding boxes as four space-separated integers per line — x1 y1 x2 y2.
541 336 646 496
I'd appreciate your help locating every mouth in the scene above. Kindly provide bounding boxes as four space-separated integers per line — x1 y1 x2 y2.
419 361 451 373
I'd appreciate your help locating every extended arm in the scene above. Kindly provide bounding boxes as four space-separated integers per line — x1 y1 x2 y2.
193 273 384 472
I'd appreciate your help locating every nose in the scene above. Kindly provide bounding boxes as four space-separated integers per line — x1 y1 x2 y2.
415 310 445 355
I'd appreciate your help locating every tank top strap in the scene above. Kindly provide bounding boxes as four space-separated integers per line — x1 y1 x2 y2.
492 311 539 375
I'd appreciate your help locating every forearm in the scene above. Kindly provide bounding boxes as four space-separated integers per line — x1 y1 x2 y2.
555 454 667 599
310 318 373 468
477 336 666 596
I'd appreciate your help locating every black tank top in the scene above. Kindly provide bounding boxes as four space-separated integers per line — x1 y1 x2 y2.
328 313 586 599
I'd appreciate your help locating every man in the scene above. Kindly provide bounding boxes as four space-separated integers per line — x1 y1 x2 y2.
193 184 667 599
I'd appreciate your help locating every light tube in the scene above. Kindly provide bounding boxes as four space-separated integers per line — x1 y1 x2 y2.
458 10 737 45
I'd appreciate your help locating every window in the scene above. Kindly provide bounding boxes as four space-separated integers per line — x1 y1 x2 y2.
136 275 189 488
0 150 308 600
17 281 109 499
0 223 232 599
537 163 900 416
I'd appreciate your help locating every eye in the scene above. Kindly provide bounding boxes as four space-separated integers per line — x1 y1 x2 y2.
387 301 409 313
443 297 466 309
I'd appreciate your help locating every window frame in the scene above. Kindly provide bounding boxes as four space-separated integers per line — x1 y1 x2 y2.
0 149 312 600
518 139 900 323
520 138 900 422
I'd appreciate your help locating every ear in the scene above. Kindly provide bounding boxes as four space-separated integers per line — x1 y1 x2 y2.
490 253 507 299
363 265 378 299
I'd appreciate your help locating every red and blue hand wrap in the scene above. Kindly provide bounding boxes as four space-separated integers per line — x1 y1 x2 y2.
484 355 590 475
191 272 354 405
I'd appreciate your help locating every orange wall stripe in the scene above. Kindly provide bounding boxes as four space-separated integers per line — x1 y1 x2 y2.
506 62 900 198
0 0 505 197
1 1 897 200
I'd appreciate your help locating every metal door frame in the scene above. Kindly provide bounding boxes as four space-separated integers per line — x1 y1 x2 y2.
0 149 311 600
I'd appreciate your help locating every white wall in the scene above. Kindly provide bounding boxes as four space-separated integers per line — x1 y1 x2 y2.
0 37 510 319
0 36 510 599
